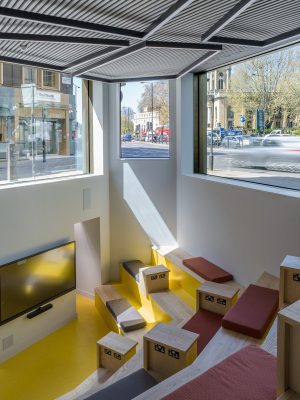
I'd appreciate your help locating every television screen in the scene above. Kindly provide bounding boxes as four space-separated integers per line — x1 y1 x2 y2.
0 242 76 324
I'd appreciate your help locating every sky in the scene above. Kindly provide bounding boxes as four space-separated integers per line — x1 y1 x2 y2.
121 81 152 112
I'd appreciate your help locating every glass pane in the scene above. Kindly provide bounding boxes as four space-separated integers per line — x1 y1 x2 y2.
120 80 170 159
0 63 86 185
205 44 300 191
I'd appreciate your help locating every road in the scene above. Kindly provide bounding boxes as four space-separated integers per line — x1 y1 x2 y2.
1 143 300 191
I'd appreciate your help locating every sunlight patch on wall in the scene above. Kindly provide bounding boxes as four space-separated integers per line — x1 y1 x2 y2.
123 163 177 251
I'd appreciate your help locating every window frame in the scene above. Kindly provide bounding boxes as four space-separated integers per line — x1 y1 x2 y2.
41 70 60 91
22 66 38 85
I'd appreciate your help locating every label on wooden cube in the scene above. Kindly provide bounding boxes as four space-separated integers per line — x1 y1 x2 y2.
293 274 300 282
205 295 215 302
217 298 227 306
155 344 165 353
168 349 180 359
104 348 112 356
113 352 121 360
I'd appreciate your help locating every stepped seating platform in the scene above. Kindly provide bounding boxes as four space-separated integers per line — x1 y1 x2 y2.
133 272 279 400
161 345 277 400
95 286 146 334
62 258 282 400
84 369 157 400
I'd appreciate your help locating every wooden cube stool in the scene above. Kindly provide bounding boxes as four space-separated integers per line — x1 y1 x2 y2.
143 322 198 381
97 331 138 372
197 281 239 315
280 255 300 308
277 300 300 398
140 265 170 294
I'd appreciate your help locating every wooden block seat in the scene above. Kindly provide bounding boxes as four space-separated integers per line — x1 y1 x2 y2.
182 257 233 283
162 345 277 400
222 284 279 339
122 260 145 282
182 309 223 355
140 265 170 293
97 332 138 371
85 368 157 400
106 298 146 332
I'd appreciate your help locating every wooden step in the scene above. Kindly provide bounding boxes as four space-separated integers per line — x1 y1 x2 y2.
95 285 146 334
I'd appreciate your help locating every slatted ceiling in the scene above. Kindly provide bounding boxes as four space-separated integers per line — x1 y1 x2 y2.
193 39 300 73
88 47 209 78
0 0 176 31
219 0 300 41
0 0 298 79
0 42 111 66
148 0 241 42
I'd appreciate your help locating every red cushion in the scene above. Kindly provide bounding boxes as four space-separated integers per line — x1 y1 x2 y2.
222 284 278 339
183 309 223 354
182 257 233 283
162 345 277 400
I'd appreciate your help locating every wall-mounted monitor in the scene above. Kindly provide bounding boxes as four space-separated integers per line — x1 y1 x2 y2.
0 241 76 324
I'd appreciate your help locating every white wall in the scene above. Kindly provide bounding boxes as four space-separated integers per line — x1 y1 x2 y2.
177 74 300 286
108 81 177 280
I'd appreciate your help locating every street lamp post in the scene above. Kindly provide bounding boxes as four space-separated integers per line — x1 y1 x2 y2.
208 94 214 170
252 73 266 135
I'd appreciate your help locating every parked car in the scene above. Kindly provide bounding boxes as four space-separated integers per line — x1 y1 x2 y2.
207 132 221 146
122 133 132 142
222 135 249 148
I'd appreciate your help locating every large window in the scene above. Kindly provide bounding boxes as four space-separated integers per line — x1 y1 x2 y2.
0 63 87 184
199 44 300 191
120 80 170 159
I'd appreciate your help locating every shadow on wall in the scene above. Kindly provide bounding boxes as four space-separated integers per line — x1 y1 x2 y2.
123 163 177 250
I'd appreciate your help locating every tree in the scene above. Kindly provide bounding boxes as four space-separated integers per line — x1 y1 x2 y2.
227 49 300 129
120 106 134 133
137 81 169 126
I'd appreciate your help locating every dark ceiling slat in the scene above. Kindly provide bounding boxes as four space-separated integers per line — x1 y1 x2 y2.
145 40 222 50
73 43 147 76
201 0 257 42
264 27 300 46
208 36 263 47
0 32 130 46
0 55 63 71
143 0 195 40
0 6 144 38
178 50 219 77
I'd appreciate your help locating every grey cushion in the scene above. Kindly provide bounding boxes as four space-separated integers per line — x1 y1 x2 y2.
122 260 144 282
106 298 146 332
85 369 157 400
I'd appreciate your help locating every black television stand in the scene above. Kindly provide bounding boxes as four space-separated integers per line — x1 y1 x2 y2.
27 303 53 319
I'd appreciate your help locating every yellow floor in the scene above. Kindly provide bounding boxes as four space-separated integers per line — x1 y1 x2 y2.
0 294 110 400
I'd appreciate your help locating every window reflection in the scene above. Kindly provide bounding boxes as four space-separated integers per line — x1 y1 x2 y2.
0 63 85 184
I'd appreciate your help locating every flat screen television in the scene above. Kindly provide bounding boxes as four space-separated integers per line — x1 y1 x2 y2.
0 241 76 325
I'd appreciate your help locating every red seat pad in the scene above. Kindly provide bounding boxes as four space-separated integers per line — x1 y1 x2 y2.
183 309 223 354
162 345 277 400
182 257 233 283
222 284 279 339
